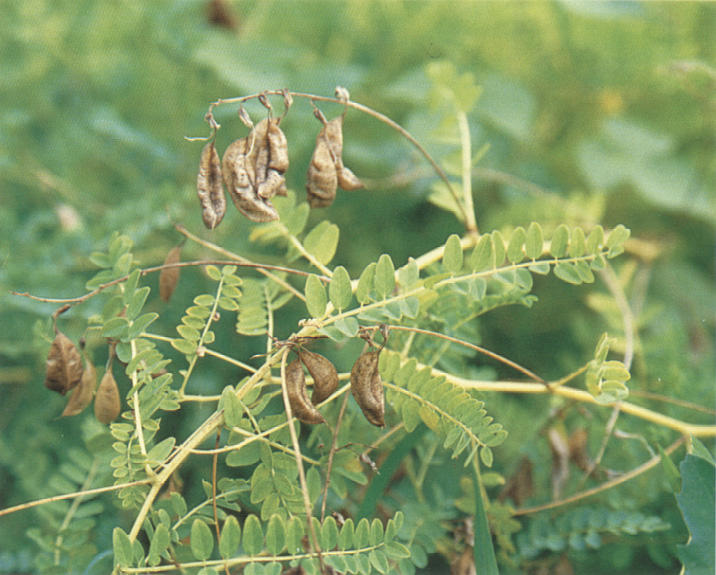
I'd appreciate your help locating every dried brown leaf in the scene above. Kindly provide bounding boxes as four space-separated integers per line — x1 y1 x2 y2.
62 356 97 417
298 349 338 405
285 358 325 425
196 141 227 230
159 245 182 302
94 369 121 424
350 350 384 427
44 331 83 395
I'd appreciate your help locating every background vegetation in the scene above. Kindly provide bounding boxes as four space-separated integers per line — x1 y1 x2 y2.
1 1 714 574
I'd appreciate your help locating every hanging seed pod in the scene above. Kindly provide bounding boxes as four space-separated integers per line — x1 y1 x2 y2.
44 331 84 395
306 115 363 208
298 349 339 405
94 369 121 424
222 137 279 222
196 140 226 230
61 356 97 417
285 358 325 425
159 244 182 302
350 350 384 427
253 118 289 199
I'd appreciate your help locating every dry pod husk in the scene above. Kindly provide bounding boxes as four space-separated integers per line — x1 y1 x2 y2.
307 115 363 208
285 358 325 425
298 349 339 405
62 357 97 417
159 245 182 302
196 140 226 230
94 369 121 424
350 350 384 427
44 331 84 395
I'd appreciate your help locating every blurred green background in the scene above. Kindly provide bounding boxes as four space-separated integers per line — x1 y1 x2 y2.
1 1 714 573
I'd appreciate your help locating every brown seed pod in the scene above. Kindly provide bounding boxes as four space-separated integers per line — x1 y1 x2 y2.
350 350 384 427
62 356 97 417
285 358 325 425
252 118 289 199
44 331 84 395
222 136 279 222
94 369 121 424
159 245 182 303
196 140 226 230
298 349 339 405
306 115 363 208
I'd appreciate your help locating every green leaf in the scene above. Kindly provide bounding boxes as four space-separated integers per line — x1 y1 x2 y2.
265 514 286 555
147 437 175 464
103 317 129 338
222 386 243 428
676 454 715 575
206 265 222 281
129 312 158 339
190 519 214 561
586 225 605 254
480 445 494 467
304 221 340 265
491 231 506 266
356 262 376 304
385 540 411 559
171 338 197 355
397 257 419 288
329 266 352 311
569 227 586 257
194 294 215 307
219 515 241 559
507 227 526 264
123 269 141 301
321 516 339 550
286 516 305 554
339 518 354 551
243 514 263 555
305 274 327 318
370 518 384 546
147 523 170 566
369 549 389 574
472 466 499 575
112 527 133 568
470 234 493 271
550 224 570 258
374 254 396 299
525 222 544 259
606 224 630 258
126 286 150 320
355 518 370 547
554 262 583 285
442 234 464 274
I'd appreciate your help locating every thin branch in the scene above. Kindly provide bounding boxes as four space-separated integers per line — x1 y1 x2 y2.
513 436 686 516
457 110 478 235
320 391 351 522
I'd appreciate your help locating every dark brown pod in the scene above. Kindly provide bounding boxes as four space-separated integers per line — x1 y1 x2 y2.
94 369 121 424
350 351 384 427
62 357 97 417
285 358 325 425
44 331 84 395
196 140 226 230
298 349 339 405
306 137 338 208
159 245 182 303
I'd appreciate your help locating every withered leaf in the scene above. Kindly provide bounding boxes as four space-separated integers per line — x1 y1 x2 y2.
44 331 84 395
196 140 226 230
350 350 384 427
159 245 182 303
285 358 325 425
95 369 121 424
298 349 339 405
62 356 97 417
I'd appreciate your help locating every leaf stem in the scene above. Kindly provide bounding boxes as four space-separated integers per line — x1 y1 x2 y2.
457 110 479 235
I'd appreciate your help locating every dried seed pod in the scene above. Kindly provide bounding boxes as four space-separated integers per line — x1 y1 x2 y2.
94 369 121 424
306 137 338 207
285 358 325 425
196 141 226 230
350 350 384 427
62 356 97 417
252 118 289 199
222 137 279 222
298 349 338 405
44 331 84 395
306 115 363 208
159 244 182 302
